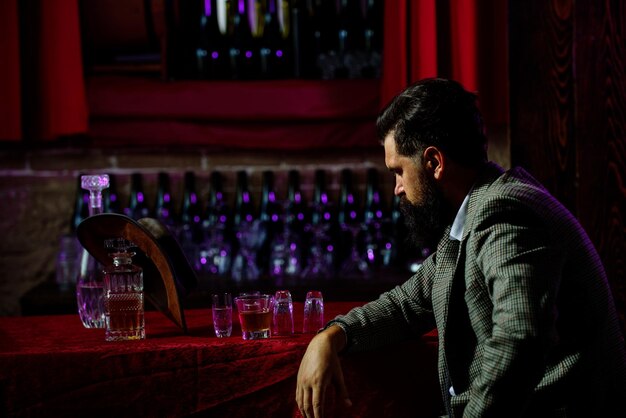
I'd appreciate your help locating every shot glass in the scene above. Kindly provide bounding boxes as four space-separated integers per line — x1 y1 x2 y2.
211 293 233 338
273 290 294 336
303 290 324 334
234 294 275 340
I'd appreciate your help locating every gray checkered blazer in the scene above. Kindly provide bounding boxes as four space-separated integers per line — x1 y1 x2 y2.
332 162 626 417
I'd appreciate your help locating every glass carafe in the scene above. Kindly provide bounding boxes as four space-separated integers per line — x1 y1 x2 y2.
103 238 145 341
76 174 109 328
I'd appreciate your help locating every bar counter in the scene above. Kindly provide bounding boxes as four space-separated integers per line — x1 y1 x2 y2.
0 302 441 417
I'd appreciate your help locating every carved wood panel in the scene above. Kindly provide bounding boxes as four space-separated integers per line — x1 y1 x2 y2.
509 0 626 330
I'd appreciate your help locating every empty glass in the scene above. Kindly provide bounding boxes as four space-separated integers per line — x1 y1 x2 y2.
303 290 325 334
273 290 294 336
211 293 233 338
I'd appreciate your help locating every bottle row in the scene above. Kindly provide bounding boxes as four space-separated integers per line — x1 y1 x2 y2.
69 168 430 286
169 0 384 80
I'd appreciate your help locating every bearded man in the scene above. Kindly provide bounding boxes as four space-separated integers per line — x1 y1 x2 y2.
296 78 626 418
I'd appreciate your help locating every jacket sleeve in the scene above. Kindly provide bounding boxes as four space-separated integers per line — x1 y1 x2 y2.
328 252 438 353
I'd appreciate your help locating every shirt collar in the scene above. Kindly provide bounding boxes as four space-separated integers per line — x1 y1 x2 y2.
449 192 470 241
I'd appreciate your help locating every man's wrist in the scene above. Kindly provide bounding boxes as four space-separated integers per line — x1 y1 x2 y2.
319 323 348 353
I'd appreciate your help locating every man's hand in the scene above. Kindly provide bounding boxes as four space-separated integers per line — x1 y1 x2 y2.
296 325 352 418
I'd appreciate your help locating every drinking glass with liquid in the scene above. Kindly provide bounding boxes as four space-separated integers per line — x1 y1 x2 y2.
211 293 233 338
102 238 145 341
234 294 275 340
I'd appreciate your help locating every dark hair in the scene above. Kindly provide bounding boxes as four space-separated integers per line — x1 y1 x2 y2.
376 78 488 167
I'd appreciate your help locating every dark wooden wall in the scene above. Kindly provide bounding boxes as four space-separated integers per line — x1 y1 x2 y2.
509 0 626 332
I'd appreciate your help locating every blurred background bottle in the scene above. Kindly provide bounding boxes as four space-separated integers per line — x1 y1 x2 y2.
259 0 292 78
337 168 368 277
103 174 121 214
179 171 203 266
362 167 386 271
258 170 283 274
228 0 258 79
301 169 335 279
196 0 230 79
125 173 151 220
165 0 382 80
231 170 261 282
154 172 177 231
198 171 232 280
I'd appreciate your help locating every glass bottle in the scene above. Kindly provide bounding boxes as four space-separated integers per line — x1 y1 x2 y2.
103 173 121 214
363 167 386 271
302 169 335 279
337 168 368 278
179 171 203 269
228 0 258 79
197 0 229 79
198 171 232 279
259 0 291 78
285 169 308 237
126 172 151 220
203 171 231 232
258 170 282 274
102 238 145 341
361 0 383 78
231 170 261 282
76 174 109 328
233 170 256 227
154 171 177 231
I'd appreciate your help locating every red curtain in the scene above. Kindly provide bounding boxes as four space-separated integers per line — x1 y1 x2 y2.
0 0 88 142
0 0 22 141
380 0 509 129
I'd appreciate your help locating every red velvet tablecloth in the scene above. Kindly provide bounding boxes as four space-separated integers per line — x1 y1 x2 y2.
0 302 441 417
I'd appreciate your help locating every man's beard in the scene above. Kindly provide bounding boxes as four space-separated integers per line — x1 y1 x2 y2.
398 173 448 250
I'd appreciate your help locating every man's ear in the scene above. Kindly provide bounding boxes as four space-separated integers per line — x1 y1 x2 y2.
422 146 445 180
